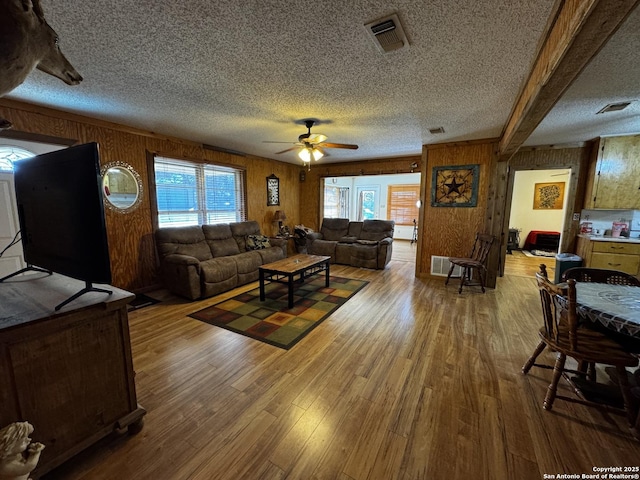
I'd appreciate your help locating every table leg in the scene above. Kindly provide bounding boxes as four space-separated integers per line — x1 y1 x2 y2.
325 261 330 287
259 269 265 301
287 273 294 309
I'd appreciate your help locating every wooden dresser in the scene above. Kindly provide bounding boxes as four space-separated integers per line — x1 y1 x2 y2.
0 273 146 478
576 235 640 276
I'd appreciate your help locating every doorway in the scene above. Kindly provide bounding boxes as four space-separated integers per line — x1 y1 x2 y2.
503 168 571 278
321 173 421 264
0 139 67 278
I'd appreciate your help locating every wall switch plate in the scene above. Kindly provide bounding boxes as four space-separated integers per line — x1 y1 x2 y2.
573 213 580 221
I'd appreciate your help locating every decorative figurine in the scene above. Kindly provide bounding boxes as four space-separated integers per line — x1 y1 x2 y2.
0 422 45 480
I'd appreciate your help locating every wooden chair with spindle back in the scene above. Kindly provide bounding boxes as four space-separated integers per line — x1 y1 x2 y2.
522 265 638 435
445 233 494 294
561 267 640 286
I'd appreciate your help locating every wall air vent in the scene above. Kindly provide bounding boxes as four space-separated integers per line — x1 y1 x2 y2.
429 127 445 134
431 256 463 277
596 101 633 114
365 13 409 54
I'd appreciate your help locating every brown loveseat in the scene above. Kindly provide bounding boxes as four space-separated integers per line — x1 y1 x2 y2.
307 218 394 269
155 221 286 300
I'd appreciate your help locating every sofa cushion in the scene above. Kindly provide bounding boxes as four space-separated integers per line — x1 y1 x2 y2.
346 221 363 238
351 242 379 269
258 246 285 264
246 234 271 250
230 221 261 251
320 218 350 241
235 251 262 274
202 224 241 257
200 256 238 283
155 226 213 261
360 219 395 242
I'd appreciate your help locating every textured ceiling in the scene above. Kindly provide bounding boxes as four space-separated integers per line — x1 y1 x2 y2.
5 1 639 164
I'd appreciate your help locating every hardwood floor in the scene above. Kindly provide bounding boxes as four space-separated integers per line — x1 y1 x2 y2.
43 248 638 480
504 249 556 279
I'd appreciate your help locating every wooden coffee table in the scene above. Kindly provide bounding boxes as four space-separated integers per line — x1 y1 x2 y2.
259 254 331 308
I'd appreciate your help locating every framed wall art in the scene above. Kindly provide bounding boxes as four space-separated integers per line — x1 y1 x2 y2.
431 164 479 207
266 174 280 206
533 182 565 209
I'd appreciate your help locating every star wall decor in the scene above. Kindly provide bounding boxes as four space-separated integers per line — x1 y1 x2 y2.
431 164 480 207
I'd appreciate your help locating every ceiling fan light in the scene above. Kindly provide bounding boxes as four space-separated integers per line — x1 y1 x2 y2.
298 148 312 162
312 148 324 161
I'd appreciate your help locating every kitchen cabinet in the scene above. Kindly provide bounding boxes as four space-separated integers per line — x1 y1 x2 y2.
576 235 640 276
588 135 640 209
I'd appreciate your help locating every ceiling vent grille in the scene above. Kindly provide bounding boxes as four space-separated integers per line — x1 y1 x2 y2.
429 127 446 134
365 14 409 54
597 101 632 114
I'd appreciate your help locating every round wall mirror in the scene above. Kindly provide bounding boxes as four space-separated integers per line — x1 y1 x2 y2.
100 162 143 213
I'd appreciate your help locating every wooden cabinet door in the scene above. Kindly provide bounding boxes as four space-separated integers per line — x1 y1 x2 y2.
590 253 640 275
593 136 640 208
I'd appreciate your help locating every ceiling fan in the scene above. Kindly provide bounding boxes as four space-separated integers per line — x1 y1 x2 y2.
265 120 358 166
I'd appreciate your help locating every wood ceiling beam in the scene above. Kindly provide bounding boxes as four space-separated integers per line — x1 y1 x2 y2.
498 0 640 159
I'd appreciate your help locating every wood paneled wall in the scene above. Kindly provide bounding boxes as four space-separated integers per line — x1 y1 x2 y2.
0 100 301 292
0 99 599 293
417 139 498 278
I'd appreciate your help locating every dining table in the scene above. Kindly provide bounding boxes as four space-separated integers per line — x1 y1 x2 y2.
574 282 640 339
573 281 640 438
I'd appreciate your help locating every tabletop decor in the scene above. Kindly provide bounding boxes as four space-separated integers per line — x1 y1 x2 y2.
189 275 368 349
431 164 479 207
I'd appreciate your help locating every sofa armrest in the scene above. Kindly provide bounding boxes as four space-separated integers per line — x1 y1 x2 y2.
379 237 392 245
159 254 202 299
306 232 323 250
268 236 287 257
163 253 200 267
307 232 323 242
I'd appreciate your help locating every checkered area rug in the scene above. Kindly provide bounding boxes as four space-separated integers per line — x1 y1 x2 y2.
189 276 368 349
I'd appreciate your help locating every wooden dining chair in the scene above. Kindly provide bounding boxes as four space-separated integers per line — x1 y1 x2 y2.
562 267 640 286
522 265 639 432
445 233 494 294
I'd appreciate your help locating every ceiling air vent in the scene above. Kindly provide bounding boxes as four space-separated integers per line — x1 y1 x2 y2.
365 13 409 54
596 101 633 114
429 127 445 135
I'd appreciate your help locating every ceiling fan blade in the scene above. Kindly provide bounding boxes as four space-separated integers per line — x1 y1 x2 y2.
307 133 328 144
263 141 297 144
275 146 299 154
317 142 359 150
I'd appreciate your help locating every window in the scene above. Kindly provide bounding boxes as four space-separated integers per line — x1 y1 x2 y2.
0 146 35 172
323 185 349 218
154 156 246 228
387 184 420 225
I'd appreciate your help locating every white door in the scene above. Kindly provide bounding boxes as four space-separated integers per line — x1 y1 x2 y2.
356 186 380 221
0 172 24 278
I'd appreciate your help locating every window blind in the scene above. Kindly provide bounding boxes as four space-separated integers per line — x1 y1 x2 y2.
388 185 419 225
154 156 246 228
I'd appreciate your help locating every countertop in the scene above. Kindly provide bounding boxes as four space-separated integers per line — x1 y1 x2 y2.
578 234 640 244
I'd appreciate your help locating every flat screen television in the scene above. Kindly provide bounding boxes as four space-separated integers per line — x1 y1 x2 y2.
2 142 113 309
